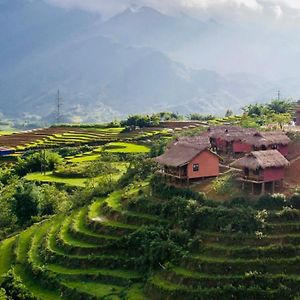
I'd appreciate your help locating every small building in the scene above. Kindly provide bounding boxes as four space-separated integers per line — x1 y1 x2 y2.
208 126 290 157
0 147 15 156
231 150 289 194
155 136 220 183
208 126 257 154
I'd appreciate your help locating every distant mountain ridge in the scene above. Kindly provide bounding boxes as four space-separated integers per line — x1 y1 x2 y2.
0 0 297 123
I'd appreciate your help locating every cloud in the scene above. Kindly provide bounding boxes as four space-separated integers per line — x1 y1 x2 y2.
45 0 300 20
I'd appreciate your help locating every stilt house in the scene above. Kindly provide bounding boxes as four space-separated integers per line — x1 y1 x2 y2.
208 126 290 156
155 136 220 183
231 150 289 194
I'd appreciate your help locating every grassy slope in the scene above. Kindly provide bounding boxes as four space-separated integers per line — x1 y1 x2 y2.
104 142 150 153
0 237 16 282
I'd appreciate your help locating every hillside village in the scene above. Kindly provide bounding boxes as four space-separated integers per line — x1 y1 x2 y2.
2 102 300 299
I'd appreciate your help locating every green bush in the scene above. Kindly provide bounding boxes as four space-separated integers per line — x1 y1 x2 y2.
256 193 286 210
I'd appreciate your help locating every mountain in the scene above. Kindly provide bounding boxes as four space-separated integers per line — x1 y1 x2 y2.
0 1 295 123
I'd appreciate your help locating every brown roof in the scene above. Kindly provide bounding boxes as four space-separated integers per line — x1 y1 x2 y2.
208 126 257 141
259 131 290 145
155 135 214 167
208 126 290 146
231 150 289 170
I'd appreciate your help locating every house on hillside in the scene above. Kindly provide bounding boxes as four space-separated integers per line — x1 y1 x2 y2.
155 136 220 184
243 131 290 156
231 150 289 194
208 126 257 154
208 126 290 157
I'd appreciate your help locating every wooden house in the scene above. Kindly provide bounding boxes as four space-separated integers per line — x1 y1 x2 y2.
242 132 290 156
155 136 220 183
231 150 289 194
208 126 290 157
208 126 257 154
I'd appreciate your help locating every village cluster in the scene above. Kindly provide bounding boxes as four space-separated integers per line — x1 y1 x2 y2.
155 126 291 195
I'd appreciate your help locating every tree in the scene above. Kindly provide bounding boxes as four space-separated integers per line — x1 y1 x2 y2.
12 183 38 225
225 109 233 117
270 113 292 129
267 99 293 114
242 103 266 117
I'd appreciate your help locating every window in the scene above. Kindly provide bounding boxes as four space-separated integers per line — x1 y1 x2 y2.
193 164 199 172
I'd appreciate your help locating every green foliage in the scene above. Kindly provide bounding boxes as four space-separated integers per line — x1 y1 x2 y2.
256 193 287 210
189 114 215 121
150 174 205 203
121 114 160 128
14 151 63 176
267 99 293 114
149 140 168 158
211 174 235 195
122 225 186 272
1 269 36 300
12 183 39 225
225 109 233 117
0 288 7 300
54 161 118 178
119 157 157 187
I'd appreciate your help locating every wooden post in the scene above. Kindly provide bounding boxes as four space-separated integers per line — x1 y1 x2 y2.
261 182 265 195
252 183 254 194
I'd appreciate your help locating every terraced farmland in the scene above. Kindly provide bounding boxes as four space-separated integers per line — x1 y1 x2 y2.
146 210 300 300
2 186 300 299
0 126 169 152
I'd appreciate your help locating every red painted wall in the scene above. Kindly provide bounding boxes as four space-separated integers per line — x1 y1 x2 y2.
278 145 289 157
263 167 284 182
233 141 252 153
187 150 219 179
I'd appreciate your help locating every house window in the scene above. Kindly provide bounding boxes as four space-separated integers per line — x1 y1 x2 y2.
193 164 199 172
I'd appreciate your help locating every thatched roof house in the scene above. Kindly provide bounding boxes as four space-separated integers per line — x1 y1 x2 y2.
208 125 290 156
231 150 289 171
155 136 220 181
156 136 211 167
231 150 289 193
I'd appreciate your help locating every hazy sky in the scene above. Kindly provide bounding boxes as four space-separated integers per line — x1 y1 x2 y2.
46 0 300 20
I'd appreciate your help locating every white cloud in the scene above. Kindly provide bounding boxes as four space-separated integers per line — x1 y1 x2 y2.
274 5 283 18
44 0 300 19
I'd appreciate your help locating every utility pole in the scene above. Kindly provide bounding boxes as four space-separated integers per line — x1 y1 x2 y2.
40 147 46 175
278 90 281 101
56 89 62 124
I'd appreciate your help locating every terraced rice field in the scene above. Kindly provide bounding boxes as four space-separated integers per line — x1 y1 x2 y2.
146 212 300 300
2 188 300 299
0 126 169 152
25 163 129 187
0 191 153 299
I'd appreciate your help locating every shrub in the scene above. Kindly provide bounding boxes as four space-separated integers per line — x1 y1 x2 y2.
14 151 63 176
289 193 300 209
0 269 37 300
256 193 286 210
122 225 186 272
211 173 235 195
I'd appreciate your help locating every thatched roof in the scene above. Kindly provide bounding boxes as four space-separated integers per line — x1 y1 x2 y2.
155 135 214 167
231 150 289 170
208 126 257 142
208 126 290 146
259 131 290 145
